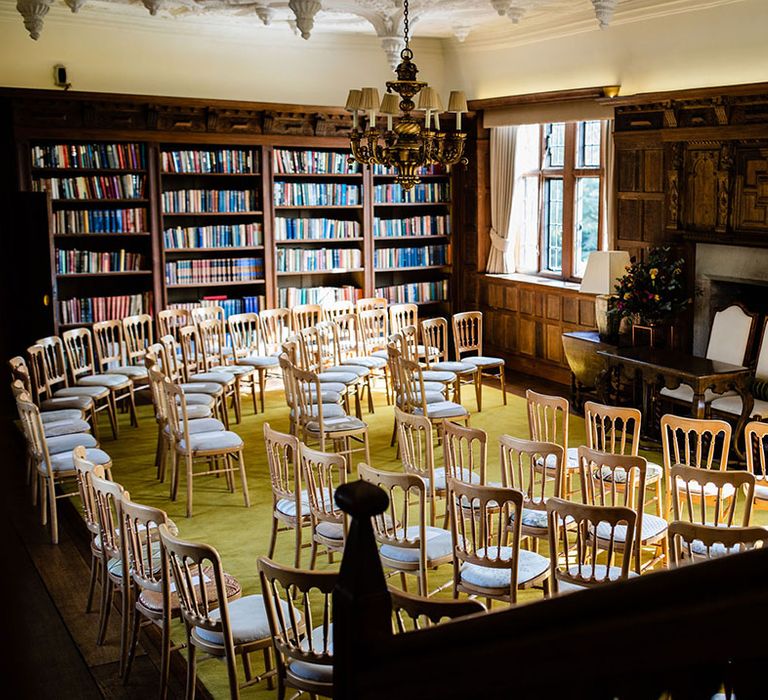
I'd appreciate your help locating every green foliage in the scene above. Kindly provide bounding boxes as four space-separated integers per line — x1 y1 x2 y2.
610 247 689 323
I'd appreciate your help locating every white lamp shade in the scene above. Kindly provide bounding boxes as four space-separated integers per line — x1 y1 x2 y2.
580 251 631 295
379 93 400 115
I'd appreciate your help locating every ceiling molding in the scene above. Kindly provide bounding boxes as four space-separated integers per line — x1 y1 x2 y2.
469 85 607 110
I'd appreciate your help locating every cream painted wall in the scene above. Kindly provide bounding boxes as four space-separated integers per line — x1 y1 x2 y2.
445 0 768 99
0 4 447 106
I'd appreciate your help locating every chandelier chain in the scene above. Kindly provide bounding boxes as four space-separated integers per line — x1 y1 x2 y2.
403 0 410 50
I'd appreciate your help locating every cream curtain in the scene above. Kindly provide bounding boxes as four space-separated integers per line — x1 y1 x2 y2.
602 119 616 248
486 126 517 274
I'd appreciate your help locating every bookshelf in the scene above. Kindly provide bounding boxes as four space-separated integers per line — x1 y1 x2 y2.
159 145 267 318
372 164 453 308
272 146 365 307
29 141 156 331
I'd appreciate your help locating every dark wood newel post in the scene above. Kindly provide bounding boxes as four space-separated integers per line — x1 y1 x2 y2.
333 480 393 699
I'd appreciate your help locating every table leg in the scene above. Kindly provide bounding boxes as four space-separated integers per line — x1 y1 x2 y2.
733 381 755 463
691 391 707 419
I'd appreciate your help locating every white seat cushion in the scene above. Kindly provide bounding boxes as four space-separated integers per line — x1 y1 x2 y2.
510 507 550 530
238 355 279 369
47 447 111 472
276 490 311 518
315 521 344 540
542 447 579 471
307 387 343 404
379 525 453 563
194 594 274 646
42 395 93 411
190 372 236 386
689 539 742 557
660 385 735 403
755 483 768 501
414 401 468 419
77 374 130 389
327 364 370 378
344 356 387 370
462 356 504 368
56 386 109 400
180 382 222 397
558 565 639 593
107 365 148 380
47 432 98 453
183 403 213 419
595 462 663 483
289 624 333 683
460 547 549 589
371 349 388 360
178 430 243 453
317 371 360 385
164 418 224 435
426 467 481 492
595 513 668 543
423 381 447 393
292 404 346 420
422 370 456 383
711 395 768 418
218 365 253 376
41 409 84 423
306 415 367 433
397 391 445 407
431 361 477 374
43 418 91 437
674 479 735 499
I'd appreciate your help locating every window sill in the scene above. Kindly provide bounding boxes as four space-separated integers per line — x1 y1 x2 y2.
486 272 589 293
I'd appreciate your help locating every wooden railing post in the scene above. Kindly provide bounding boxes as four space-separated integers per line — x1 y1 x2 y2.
333 479 393 699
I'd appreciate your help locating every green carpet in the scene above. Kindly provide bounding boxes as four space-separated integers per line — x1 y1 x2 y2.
98 382 664 698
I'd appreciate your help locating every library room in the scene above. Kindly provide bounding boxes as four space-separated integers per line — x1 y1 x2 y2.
2 0 768 697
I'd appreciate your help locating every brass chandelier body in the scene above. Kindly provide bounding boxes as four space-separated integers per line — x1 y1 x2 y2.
346 0 468 190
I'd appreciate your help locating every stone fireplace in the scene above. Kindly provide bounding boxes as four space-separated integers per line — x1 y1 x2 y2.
693 243 768 356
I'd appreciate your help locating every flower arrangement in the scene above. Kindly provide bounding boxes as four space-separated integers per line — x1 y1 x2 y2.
611 247 689 324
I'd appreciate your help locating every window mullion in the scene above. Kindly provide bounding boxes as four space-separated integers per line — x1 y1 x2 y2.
561 122 577 280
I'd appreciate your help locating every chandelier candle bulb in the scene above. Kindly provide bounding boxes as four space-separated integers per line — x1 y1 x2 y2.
380 93 400 132
448 90 468 130
345 89 362 129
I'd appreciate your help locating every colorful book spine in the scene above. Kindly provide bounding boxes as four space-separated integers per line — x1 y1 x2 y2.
56 249 145 274
374 280 448 304
276 248 361 272
274 217 360 241
373 214 450 237
373 245 448 269
273 183 360 206
58 292 152 324
162 190 256 213
31 143 145 170
372 163 447 176
277 286 361 306
373 182 450 204
272 149 359 175
169 296 266 315
52 208 147 234
161 149 255 174
165 257 264 285
33 175 145 199
163 223 263 249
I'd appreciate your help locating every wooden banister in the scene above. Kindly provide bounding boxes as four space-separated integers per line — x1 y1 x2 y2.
334 480 768 699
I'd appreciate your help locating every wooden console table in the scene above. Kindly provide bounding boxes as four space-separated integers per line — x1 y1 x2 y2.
596 346 754 460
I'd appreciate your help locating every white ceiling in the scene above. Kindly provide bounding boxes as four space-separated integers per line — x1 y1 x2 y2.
14 0 746 68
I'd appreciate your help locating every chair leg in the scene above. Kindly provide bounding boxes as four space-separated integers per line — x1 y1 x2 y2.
97 576 113 646
263 647 274 690
499 366 507 405
128 385 139 427
309 536 318 569
232 384 242 424
118 583 130 677
86 550 100 613
366 377 374 414
160 605 171 700
474 372 482 412
268 516 279 559
47 479 59 544
259 370 267 413
186 454 194 518
294 522 303 569
170 451 179 501
238 451 250 508
107 393 119 439
123 602 142 684
90 405 101 441
185 628 197 700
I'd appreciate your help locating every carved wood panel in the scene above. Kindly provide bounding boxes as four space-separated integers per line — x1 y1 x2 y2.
733 147 768 231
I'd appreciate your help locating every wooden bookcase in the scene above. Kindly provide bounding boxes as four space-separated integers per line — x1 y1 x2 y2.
4 89 471 331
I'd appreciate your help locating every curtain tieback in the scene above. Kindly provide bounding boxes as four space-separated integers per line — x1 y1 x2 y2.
490 228 512 252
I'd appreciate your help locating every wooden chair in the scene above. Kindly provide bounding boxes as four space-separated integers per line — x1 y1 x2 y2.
578 446 668 573
159 525 275 699
660 303 758 409
660 414 732 519
62 328 138 435
359 462 453 596
334 312 389 407
390 588 485 632
389 302 418 336
668 521 768 565
420 317 480 410
292 303 322 333
292 366 371 470
745 421 768 509
449 479 550 606
324 299 355 323
299 443 348 567
16 391 111 544
10 377 89 440
452 311 506 409
92 319 149 387
444 421 488 487
358 307 390 365
356 296 388 313
228 312 279 412
264 423 311 568
162 378 250 517
499 435 564 550
258 556 334 700
316 320 372 413
526 389 578 498
546 496 637 595
401 324 456 396
122 313 155 369
157 308 191 343
260 308 292 356
584 401 664 515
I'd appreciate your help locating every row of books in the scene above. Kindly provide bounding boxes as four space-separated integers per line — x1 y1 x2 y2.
169 296 266 317
373 245 448 269
161 149 257 174
273 149 358 175
274 217 360 241
33 175 145 200
163 223 263 249
32 143 145 170
372 163 447 176
162 189 257 213
273 183 360 207
59 292 152 325
375 280 448 304
277 286 362 307
373 214 451 238
165 257 264 285
52 208 147 234
276 248 362 273
373 182 450 204
56 249 145 274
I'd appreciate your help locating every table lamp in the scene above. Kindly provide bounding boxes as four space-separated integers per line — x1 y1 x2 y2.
580 250 631 339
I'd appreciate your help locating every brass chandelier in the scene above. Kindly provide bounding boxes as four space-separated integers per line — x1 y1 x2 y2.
344 0 468 190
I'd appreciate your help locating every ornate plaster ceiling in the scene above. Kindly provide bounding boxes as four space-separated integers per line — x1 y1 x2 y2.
14 0 747 68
